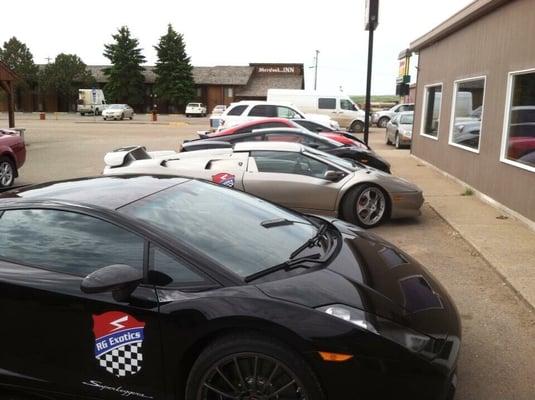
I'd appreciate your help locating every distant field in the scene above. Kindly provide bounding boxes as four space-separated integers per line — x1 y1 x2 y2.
350 95 399 103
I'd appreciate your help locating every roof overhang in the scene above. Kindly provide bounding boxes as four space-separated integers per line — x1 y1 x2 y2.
410 0 511 52
0 61 19 82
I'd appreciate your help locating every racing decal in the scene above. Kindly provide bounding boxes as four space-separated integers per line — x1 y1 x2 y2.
212 172 235 188
92 312 145 378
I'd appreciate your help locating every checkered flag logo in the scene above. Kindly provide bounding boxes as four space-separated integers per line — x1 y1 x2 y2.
92 312 145 377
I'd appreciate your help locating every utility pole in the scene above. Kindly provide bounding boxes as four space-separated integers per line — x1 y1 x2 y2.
314 50 319 90
45 56 52 64
364 0 379 145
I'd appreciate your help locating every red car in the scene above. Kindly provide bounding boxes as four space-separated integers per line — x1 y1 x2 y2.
202 117 370 149
0 129 26 188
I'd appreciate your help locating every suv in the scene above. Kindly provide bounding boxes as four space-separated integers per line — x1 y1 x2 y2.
218 101 339 131
372 103 414 128
185 103 207 117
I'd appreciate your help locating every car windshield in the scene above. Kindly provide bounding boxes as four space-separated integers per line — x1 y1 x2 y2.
119 180 319 278
305 147 361 171
188 103 200 107
400 115 414 124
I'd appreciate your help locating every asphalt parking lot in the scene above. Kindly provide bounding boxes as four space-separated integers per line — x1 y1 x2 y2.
9 115 535 399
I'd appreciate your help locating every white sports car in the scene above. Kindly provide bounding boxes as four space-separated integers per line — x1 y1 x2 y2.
103 142 423 228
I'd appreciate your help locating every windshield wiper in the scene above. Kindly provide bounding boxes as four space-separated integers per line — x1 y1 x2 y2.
289 222 329 259
244 253 322 283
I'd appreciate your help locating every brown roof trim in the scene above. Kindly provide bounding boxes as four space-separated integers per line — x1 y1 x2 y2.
410 0 511 52
0 60 20 81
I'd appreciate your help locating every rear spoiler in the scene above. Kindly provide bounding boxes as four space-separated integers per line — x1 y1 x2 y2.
181 141 233 152
104 146 152 168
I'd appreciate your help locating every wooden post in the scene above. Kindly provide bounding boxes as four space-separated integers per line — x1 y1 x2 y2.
7 80 15 128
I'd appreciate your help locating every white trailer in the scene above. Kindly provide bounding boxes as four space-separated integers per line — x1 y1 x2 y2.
77 89 108 116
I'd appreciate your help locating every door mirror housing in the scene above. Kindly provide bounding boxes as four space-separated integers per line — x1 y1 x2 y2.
81 264 143 302
324 170 345 181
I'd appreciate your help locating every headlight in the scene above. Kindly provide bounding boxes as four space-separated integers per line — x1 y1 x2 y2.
317 304 435 356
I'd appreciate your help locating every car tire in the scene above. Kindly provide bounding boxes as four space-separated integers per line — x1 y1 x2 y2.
350 120 364 133
378 117 389 128
395 133 401 149
81 112 85 116
120 113 125 120
129 115 133 120
0 156 16 188
385 131 392 145
185 333 325 400
342 184 389 228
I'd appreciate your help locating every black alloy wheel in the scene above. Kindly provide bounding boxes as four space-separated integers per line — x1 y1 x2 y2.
186 335 324 400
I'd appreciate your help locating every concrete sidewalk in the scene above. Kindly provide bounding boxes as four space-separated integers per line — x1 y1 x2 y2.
375 140 535 311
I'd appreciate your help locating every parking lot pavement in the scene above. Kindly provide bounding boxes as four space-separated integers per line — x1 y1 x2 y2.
7 118 535 399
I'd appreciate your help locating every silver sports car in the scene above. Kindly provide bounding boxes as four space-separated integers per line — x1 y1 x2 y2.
103 142 423 228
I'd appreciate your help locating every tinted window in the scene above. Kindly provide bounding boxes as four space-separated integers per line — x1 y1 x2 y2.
252 151 333 178
399 104 414 112
149 246 206 285
422 85 442 137
236 122 288 134
249 105 274 117
120 181 318 277
451 78 485 151
0 209 144 276
504 72 535 169
318 98 336 110
227 105 248 116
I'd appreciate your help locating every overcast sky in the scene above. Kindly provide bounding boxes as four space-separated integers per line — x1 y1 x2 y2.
2 0 472 95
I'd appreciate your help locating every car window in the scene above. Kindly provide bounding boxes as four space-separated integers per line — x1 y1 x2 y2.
0 209 144 276
226 105 248 116
236 122 288 134
340 99 357 111
264 133 331 150
318 98 336 110
149 245 207 286
400 114 414 124
276 106 301 119
251 151 333 179
249 105 275 117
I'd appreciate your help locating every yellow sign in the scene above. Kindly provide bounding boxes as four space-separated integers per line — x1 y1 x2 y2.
399 57 410 78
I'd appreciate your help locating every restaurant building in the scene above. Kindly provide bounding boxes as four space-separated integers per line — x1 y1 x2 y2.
0 63 304 114
410 0 535 224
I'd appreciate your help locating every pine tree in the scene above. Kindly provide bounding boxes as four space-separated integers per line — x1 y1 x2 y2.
0 37 38 89
103 26 146 105
154 24 196 110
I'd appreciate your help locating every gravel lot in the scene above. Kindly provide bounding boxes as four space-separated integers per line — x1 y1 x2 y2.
8 115 535 399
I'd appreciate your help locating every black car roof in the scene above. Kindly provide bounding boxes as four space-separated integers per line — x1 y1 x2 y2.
0 175 190 210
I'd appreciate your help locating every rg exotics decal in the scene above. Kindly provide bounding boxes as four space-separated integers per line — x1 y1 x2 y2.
92 312 145 377
212 172 235 188
83 380 154 399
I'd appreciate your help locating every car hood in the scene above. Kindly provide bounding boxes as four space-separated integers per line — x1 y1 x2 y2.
256 220 459 339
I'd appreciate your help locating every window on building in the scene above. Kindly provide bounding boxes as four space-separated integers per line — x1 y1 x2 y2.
449 78 485 151
421 85 442 138
227 104 248 116
224 87 234 98
196 87 202 97
318 98 336 110
503 71 535 170
0 209 144 276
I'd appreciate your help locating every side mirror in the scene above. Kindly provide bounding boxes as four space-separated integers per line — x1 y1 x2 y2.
307 142 320 149
81 264 143 302
324 170 345 181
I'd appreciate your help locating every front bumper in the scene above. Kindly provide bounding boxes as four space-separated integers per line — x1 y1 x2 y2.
399 133 412 145
390 191 424 219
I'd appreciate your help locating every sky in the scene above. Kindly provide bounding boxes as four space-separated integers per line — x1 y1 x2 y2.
1 0 473 95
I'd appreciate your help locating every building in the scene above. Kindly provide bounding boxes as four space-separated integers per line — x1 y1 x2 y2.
409 0 535 224
0 63 304 114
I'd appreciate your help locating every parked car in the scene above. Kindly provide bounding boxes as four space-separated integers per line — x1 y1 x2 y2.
185 102 207 117
201 117 369 149
102 104 134 121
0 128 26 188
185 127 391 173
218 101 339 131
0 175 459 400
210 104 227 116
372 103 414 128
104 142 422 227
385 111 414 148
267 89 366 132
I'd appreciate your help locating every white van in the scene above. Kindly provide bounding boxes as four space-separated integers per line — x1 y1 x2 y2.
77 89 108 116
267 89 365 132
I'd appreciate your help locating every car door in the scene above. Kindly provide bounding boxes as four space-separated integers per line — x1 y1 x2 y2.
0 207 164 399
242 150 346 212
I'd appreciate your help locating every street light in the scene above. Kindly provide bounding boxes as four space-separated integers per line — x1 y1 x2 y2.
363 0 379 145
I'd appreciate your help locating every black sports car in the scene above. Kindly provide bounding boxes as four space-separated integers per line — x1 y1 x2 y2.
0 175 459 400
182 128 392 174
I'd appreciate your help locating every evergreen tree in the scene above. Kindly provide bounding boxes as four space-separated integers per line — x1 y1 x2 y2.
103 26 146 105
154 24 195 109
0 37 38 89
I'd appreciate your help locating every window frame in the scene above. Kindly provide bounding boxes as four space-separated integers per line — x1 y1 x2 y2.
500 67 535 173
419 82 443 140
448 75 487 154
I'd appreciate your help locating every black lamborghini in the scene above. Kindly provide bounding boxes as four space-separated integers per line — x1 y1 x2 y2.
0 175 459 400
